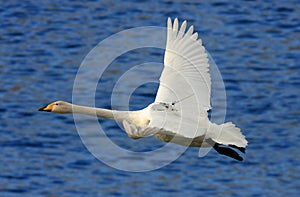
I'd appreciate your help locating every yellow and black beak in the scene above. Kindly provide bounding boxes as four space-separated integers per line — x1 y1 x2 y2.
38 103 54 112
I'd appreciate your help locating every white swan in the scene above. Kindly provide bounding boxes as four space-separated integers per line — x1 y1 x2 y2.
39 18 248 161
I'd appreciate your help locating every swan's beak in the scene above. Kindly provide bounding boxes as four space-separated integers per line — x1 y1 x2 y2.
38 103 54 112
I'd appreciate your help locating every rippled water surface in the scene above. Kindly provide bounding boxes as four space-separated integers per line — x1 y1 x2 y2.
1 0 300 196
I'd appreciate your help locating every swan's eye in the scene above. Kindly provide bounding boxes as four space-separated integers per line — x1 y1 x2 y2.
55 103 58 106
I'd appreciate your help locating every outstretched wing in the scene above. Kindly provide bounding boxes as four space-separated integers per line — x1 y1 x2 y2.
155 18 211 112
150 18 212 139
124 18 212 141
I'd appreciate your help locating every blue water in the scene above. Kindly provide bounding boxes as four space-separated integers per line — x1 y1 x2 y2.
1 0 300 196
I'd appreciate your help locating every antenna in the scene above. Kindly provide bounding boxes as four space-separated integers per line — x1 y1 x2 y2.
172 94 194 105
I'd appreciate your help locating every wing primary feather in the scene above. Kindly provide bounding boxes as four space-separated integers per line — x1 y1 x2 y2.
191 32 198 40
177 20 187 39
173 18 179 38
167 17 172 41
173 18 179 30
180 20 187 33
167 17 172 28
186 25 194 36
198 39 202 45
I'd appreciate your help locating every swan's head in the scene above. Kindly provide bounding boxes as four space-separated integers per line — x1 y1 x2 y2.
38 101 72 114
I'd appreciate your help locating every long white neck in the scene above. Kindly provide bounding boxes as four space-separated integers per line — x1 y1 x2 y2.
71 104 129 122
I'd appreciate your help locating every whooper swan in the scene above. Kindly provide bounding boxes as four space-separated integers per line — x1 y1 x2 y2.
39 18 248 161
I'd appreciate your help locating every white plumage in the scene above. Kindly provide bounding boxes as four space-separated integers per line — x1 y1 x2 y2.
39 18 248 161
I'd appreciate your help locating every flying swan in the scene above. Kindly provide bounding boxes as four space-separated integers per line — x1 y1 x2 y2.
39 18 248 161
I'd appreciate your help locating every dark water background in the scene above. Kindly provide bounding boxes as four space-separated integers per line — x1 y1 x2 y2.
1 0 300 196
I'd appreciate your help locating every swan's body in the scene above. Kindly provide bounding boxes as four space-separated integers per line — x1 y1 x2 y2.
39 18 248 161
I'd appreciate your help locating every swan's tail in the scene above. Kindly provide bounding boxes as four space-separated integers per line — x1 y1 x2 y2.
207 122 248 161
208 122 248 148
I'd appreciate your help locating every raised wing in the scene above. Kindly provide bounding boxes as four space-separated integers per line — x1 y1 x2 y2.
155 18 211 111
123 18 212 141
149 18 212 139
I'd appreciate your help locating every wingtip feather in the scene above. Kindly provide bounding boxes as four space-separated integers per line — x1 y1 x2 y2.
179 20 187 34
173 18 179 31
167 17 172 28
192 32 198 40
187 25 194 35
